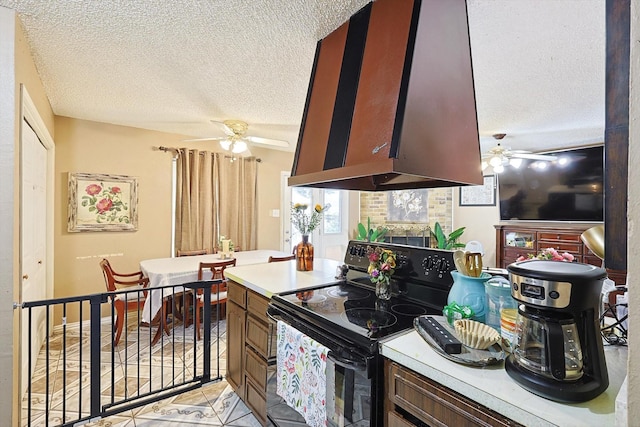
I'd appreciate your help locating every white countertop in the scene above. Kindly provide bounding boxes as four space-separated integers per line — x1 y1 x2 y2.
381 330 628 427
224 258 343 297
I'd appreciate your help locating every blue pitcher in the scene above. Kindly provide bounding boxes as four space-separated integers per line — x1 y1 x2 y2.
447 270 491 323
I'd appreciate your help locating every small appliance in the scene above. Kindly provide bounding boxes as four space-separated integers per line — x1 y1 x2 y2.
504 260 609 402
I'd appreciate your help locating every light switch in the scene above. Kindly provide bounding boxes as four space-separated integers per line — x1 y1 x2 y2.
270 209 280 217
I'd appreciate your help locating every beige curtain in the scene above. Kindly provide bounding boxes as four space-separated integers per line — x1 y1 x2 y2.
218 157 258 252
175 150 257 254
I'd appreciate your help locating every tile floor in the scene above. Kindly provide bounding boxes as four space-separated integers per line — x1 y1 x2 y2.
22 318 262 427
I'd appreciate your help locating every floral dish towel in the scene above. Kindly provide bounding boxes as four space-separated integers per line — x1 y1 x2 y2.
276 320 329 427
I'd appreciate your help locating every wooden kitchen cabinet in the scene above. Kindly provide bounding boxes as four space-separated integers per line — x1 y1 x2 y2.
243 289 273 426
495 223 603 268
385 360 523 427
226 281 246 395
226 280 272 426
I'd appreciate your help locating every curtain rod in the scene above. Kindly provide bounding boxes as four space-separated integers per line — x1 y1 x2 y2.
154 146 261 162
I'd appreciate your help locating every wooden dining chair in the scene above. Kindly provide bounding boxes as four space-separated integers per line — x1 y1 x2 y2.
174 248 210 318
268 254 296 263
176 248 209 257
100 259 168 346
186 259 236 340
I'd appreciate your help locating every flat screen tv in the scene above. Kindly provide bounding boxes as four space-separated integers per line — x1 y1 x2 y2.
498 145 604 221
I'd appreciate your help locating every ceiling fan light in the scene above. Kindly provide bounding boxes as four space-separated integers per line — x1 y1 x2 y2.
220 139 232 150
509 158 523 168
489 155 503 167
493 164 504 174
232 140 248 153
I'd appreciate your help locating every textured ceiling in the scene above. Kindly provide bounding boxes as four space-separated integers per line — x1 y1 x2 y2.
1 0 605 154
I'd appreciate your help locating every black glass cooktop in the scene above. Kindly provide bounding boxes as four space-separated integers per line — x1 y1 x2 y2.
275 282 440 340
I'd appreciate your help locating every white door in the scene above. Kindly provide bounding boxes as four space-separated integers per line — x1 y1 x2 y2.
20 119 48 394
281 173 349 261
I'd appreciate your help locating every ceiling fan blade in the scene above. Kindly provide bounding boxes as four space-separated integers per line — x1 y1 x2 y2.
245 135 289 147
210 120 235 136
511 152 558 161
181 136 227 142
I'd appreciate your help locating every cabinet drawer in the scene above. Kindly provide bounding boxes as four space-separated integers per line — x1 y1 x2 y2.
245 376 267 426
246 314 274 359
228 281 247 308
387 362 521 427
503 247 535 263
388 410 416 427
247 290 269 319
583 255 602 267
244 346 268 392
537 241 582 254
226 299 246 395
537 232 582 242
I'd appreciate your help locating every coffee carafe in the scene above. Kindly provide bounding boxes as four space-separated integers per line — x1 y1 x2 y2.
505 260 608 402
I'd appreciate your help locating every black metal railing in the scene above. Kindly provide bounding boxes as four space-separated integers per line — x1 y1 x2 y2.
20 280 224 427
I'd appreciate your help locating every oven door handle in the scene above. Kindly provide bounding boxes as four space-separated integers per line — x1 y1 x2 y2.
266 311 281 324
268 307 371 373
327 351 368 372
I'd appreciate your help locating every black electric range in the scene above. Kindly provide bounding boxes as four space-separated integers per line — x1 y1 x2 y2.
267 240 456 427
277 282 436 340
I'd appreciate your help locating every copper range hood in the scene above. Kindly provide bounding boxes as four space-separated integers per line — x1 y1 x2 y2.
289 0 483 191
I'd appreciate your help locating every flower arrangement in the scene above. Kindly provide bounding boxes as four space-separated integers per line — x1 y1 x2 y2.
367 247 397 299
516 247 575 262
82 183 130 223
291 203 329 235
218 235 234 252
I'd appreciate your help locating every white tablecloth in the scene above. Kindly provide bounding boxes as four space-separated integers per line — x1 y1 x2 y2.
140 250 290 323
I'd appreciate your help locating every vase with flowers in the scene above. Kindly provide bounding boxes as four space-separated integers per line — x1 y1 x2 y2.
516 247 575 262
367 247 397 300
218 235 234 258
291 203 329 271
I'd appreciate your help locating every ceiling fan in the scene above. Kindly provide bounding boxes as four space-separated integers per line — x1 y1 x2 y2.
183 119 289 154
482 133 557 173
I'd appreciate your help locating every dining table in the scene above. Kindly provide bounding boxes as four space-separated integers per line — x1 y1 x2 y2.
139 250 291 326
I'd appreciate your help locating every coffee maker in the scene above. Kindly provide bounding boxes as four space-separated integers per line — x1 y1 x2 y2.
505 260 609 402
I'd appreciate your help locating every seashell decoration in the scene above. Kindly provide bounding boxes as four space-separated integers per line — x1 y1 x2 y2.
454 319 501 350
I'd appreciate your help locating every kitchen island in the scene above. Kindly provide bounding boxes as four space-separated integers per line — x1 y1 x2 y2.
381 330 627 427
223 257 342 426
224 257 342 297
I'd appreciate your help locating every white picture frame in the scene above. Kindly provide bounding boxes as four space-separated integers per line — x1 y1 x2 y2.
459 175 496 206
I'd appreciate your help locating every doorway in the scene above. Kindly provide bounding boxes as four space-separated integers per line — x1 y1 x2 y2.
280 172 349 260
20 118 48 393
18 87 55 407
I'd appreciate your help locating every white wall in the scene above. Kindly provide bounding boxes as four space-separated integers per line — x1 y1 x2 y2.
452 187 500 268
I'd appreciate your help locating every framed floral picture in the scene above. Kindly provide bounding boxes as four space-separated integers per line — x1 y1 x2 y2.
68 172 138 232
387 189 429 222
